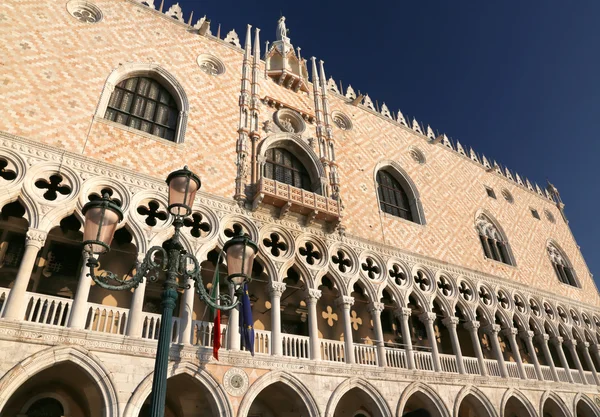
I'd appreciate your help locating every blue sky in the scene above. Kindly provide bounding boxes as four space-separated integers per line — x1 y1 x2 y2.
173 0 600 285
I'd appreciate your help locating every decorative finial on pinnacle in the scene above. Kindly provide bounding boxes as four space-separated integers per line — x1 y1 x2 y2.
276 16 289 41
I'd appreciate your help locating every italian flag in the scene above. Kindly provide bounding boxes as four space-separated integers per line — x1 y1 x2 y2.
211 270 221 360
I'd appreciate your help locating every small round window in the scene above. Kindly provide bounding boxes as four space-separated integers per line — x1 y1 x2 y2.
66 0 103 23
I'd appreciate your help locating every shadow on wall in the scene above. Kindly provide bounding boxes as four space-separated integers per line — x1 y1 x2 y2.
403 410 431 417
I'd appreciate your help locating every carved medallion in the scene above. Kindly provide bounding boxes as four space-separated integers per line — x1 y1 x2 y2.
223 367 249 396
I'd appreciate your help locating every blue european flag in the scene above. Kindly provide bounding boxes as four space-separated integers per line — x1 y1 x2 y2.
240 282 254 356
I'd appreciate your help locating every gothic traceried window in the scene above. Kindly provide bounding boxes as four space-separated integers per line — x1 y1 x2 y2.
105 77 179 141
264 148 311 192
476 214 512 265
548 243 578 287
376 170 413 221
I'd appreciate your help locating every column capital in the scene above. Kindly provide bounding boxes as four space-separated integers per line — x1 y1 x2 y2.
501 327 519 337
464 320 480 331
336 295 354 308
582 341 590 349
368 302 385 314
483 324 501 335
268 281 286 297
306 288 322 302
396 307 412 318
25 228 47 248
538 333 550 342
419 312 436 324
519 330 535 340
590 343 600 353
563 338 577 348
442 317 460 327
550 336 564 346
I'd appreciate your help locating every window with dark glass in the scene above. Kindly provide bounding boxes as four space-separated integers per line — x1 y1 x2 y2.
105 77 179 141
476 214 512 265
376 170 413 221
264 148 312 192
548 244 577 287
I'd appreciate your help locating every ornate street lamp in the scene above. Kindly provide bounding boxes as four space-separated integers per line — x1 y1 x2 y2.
81 166 257 417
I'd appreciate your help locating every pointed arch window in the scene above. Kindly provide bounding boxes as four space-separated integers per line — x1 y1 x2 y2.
376 170 413 221
476 214 513 265
264 148 312 192
105 77 179 141
548 243 578 287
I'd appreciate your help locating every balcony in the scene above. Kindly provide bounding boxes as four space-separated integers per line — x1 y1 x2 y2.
2 287 598 388
253 178 341 223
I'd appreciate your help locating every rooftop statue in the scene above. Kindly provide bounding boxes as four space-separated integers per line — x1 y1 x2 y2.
277 16 288 41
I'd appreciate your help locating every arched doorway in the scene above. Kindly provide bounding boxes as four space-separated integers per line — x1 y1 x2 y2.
504 395 534 417
1 361 106 417
139 373 221 417
457 393 494 417
402 391 445 417
332 387 384 417
247 381 312 417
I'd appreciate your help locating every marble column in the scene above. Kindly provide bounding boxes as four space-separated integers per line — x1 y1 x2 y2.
519 330 544 381
337 296 355 364
565 339 587 384
551 336 574 383
580 342 600 385
397 308 415 369
227 282 241 351
68 252 91 329
502 327 526 379
368 301 386 367
126 254 148 338
420 312 441 372
306 289 321 360
2 229 46 320
178 276 195 345
269 281 286 356
442 317 466 374
537 334 560 382
465 321 487 376
484 324 508 378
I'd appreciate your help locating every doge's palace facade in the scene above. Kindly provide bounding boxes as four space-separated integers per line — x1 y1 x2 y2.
0 1 599 416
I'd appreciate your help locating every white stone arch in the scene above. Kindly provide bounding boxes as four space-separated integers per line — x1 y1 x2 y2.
257 133 326 194
237 370 319 417
573 393 600 417
454 297 476 321
492 306 513 329
253 251 279 283
474 209 516 266
500 389 538 417
377 281 403 307
325 377 392 417
431 294 453 318
19 392 72 416
453 385 498 417
373 160 426 225
348 273 378 303
396 382 451 417
0 193 37 229
323 268 349 296
540 390 573 417
0 345 119 417
95 62 189 144
0 148 28 199
123 362 232 417
405 287 431 313
38 204 84 234
286 260 316 290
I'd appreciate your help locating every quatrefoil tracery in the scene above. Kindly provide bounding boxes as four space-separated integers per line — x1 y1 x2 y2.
0 158 17 182
88 187 122 207
183 212 211 238
544 302 555 319
437 276 452 297
137 200 167 227
414 271 431 291
514 295 526 313
361 258 381 279
571 310 580 325
389 264 407 286
497 290 510 309
479 286 492 306
458 281 473 301
557 306 568 323
34 174 71 201
224 223 249 238
332 250 352 273
263 232 287 257
530 299 541 317
299 242 321 265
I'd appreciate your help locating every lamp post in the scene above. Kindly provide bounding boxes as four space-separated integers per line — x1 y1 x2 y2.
81 166 258 417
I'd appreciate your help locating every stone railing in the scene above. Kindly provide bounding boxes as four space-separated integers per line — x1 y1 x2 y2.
85 303 129 335
440 353 459 374
463 356 481 375
254 178 341 223
540 365 555 381
484 358 502 377
385 347 407 368
414 350 434 371
321 339 345 363
354 343 378 366
24 292 72 327
506 361 520 379
282 333 310 359
523 363 538 380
